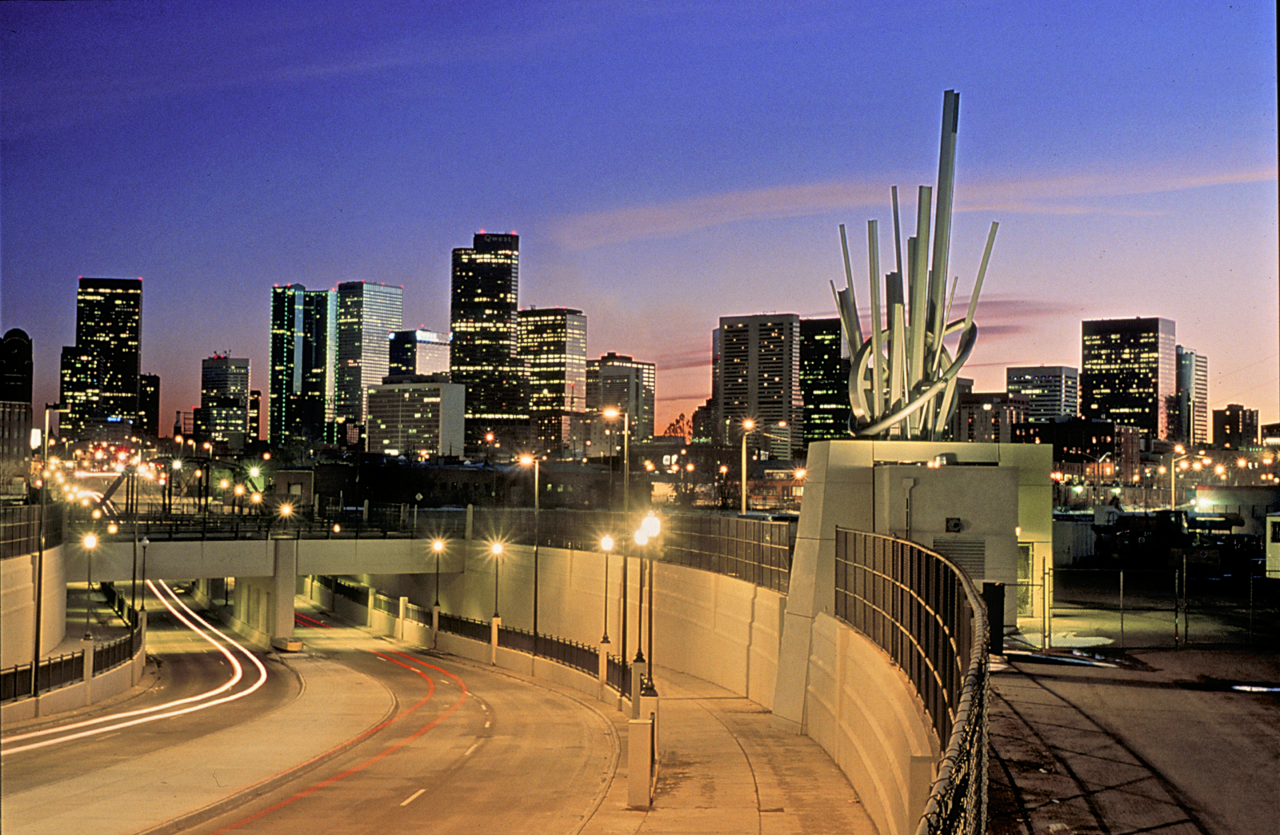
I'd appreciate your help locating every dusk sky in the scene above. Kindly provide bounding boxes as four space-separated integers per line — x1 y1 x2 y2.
2 1 1276 436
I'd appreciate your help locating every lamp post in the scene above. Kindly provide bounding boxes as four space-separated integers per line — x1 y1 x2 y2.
601 535 614 643
432 538 445 607
520 453 541 637
741 418 756 515
83 532 99 639
491 541 504 618
640 512 660 696
32 403 62 696
1169 444 1190 510
603 407 630 513
140 538 149 612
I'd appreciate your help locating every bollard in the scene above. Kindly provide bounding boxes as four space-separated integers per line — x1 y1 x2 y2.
628 718 654 808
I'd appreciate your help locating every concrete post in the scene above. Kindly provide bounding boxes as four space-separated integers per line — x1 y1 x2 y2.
397 596 408 640
628 718 654 808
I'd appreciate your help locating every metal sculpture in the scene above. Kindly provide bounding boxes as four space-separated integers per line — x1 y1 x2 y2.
831 90 998 441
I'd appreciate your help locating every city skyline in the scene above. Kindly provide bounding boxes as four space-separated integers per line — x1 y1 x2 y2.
2 2 1276 432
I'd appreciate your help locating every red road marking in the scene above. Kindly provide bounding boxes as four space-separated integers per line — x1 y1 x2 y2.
207 639 468 832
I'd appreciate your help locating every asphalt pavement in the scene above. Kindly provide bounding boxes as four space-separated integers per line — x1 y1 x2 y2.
988 647 1280 835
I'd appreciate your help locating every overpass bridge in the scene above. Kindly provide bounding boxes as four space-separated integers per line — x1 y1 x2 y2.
6 443 993 835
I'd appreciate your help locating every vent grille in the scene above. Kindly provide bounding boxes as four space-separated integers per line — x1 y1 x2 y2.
932 537 986 580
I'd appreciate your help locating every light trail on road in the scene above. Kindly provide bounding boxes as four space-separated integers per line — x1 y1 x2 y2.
0 580 268 756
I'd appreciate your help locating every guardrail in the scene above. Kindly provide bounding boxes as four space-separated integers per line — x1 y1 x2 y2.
833 528 989 835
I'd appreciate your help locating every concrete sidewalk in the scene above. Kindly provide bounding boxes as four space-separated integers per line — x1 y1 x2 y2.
988 647 1280 835
576 667 875 835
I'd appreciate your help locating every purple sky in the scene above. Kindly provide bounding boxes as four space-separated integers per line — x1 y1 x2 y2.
3 1 1276 435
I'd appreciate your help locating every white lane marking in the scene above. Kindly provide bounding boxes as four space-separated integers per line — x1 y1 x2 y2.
484 720 491 729
400 789 426 807
464 742 479 757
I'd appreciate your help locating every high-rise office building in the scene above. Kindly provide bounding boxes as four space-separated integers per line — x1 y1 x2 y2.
1006 365 1079 422
0 329 33 465
716 313 804 459
198 355 250 448
269 284 337 447
367 378 466 459
1080 317 1175 441
586 352 656 442
1175 346 1209 446
59 277 142 441
1214 404 1258 450
336 281 403 426
449 232 528 446
951 392 1031 443
138 374 160 439
518 307 587 453
389 330 451 377
800 317 850 445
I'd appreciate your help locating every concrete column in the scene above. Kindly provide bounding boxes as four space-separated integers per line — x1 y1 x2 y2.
397 596 408 640
270 539 300 651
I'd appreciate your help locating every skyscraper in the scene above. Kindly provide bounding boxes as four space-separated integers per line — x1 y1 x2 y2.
449 232 528 446
1213 404 1257 450
800 317 850 446
389 330 451 377
716 313 803 458
269 284 337 447
59 277 142 440
1005 365 1079 422
137 374 160 439
518 307 587 453
1175 346 1209 446
1080 317 1175 441
0 329 33 465
198 355 250 448
337 281 403 426
585 352 656 442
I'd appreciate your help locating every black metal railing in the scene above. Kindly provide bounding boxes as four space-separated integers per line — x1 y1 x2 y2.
372 593 398 615
332 578 370 606
661 514 793 593
1 503 64 560
833 528 988 835
1 651 85 704
93 634 135 675
606 653 631 695
438 612 491 642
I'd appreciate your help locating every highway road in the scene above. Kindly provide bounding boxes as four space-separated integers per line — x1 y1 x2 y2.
1 590 618 835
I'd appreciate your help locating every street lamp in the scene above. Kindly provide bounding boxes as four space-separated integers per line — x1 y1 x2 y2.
140 538 149 612
490 541 504 618
601 535 614 643
432 538 446 607
741 418 756 515
83 532 99 639
602 407 630 513
640 513 660 695
519 453 541 636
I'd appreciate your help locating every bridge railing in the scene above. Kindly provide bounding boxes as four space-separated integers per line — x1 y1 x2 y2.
833 527 989 835
1 503 63 560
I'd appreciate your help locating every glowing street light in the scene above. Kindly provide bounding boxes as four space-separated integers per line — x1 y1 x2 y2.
602 407 630 513
741 418 757 515
601 535 614 643
491 541 504 617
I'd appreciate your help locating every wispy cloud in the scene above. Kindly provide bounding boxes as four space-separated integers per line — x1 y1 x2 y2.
553 166 1278 250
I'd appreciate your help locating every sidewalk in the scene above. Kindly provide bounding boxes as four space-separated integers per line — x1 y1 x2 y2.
576 667 875 835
